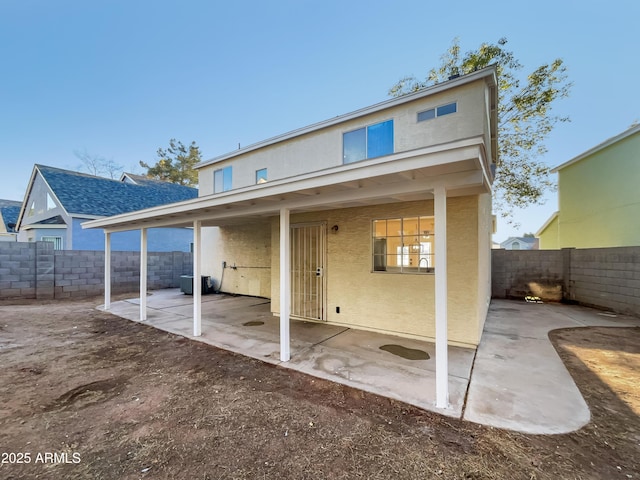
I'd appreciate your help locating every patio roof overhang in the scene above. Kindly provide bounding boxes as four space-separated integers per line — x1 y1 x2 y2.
87 134 491 412
82 135 491 233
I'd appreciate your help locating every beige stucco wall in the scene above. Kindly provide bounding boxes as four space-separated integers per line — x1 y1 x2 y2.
267 196 483 347
200 196 486 346
475 193 492 340
202 222 271 298
197 80 489 197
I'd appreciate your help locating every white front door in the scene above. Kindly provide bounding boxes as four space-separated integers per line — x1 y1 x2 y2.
290 222 326 321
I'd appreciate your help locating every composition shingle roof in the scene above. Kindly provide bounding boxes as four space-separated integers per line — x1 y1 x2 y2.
37 165 198 217
0 205 21 231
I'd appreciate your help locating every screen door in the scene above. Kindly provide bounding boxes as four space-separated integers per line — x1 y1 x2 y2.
290 222 326 321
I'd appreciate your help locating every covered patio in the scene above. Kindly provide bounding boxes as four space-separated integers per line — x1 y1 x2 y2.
85 135 495 412
103 288 476 419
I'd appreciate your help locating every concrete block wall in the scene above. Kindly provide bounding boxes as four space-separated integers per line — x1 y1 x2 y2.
492 246 640 317
54 250 106 298
0 242 192 300
0 241 38 298
492 249 564 301
569 247 640 316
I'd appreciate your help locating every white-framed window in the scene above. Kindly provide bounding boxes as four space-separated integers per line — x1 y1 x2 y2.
214 166 232 193
256 168 267 184
343 119 394 164
417 102 457 122
372 216 434 274
41 236 63 250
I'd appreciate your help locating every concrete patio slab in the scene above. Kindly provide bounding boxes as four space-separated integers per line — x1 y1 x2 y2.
101 290 640 433
102 289 475 417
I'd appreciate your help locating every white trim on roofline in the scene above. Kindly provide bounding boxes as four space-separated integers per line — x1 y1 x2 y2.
15 165 72 231
83 135 486 232
20 224 68 231
197 66 498 169
552 124 640 172
535 211 558 237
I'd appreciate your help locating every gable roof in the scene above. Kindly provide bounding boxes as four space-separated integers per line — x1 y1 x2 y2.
552 124 640 172
0 203 21 232
29 165 198 218
500 236 536 248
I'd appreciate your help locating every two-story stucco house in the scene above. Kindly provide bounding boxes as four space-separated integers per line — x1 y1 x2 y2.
84 65 498 406
537 124 640 249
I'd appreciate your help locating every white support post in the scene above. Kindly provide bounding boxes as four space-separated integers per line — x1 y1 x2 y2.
140 228 148 321
434 185 449 409
193 220 202 337
279 208 291 362
104 231 111 310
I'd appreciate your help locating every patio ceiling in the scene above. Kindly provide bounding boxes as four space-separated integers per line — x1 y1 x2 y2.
83 135 491 233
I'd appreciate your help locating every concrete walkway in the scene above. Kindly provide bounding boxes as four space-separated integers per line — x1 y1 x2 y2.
101 290 640 434
464 299 639 434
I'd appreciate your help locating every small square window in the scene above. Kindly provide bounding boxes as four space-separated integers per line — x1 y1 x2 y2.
256 168 267 184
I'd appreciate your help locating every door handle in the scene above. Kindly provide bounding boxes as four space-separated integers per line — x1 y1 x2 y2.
316 267 323 277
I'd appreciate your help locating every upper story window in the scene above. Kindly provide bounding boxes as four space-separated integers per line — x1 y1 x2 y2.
343 119 394 164
417 102 457 122
214 166 232 193
372 216 435 274
256 168 267 184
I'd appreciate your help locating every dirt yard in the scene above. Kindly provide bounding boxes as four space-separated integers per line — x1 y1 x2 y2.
0 297 638 480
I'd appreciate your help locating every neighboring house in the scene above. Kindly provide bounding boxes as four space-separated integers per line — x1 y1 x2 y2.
16 165 198 251
85 66 498 406
537 125 640 249
0 200 21 242
500 236 538 250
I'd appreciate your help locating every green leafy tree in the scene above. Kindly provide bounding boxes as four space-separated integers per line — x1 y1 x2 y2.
140 139 201 186
389 38 571 223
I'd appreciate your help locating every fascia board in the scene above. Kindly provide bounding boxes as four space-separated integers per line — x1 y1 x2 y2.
91 170 484 233
15 165 39 230
84 137 486 232
20 224 68 231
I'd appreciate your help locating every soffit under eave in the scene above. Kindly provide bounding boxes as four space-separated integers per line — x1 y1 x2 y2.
95 168 487 233
88 139 489 233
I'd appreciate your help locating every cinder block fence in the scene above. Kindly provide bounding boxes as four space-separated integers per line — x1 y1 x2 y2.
492 247 640 317
0 241 192 300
